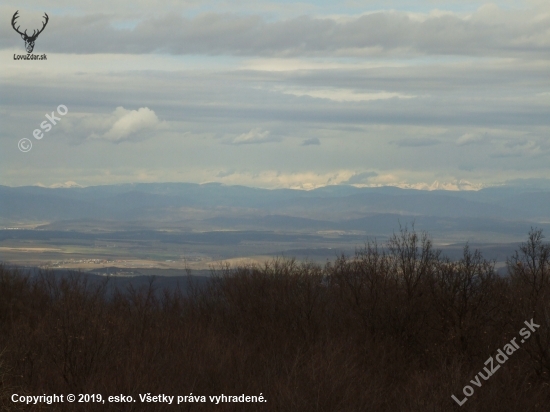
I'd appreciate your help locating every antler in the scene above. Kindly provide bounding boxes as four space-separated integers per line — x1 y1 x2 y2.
32 13 49 39
11 11 25 36
11 11 49 40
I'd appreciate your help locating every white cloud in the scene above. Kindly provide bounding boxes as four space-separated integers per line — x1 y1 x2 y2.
231 128 278 145
213 169 357 189
344 171 378 185
210 170 485 191
278 87 416 102
89 107 160 142
34 181 83 188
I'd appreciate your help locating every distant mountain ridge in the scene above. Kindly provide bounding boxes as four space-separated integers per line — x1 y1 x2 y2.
1 181 549 224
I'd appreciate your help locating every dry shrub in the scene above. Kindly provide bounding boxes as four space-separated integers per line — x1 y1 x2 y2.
0 228 549 411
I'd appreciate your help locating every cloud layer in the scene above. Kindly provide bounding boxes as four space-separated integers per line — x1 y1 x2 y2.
2 5 550 58
1 1 549 190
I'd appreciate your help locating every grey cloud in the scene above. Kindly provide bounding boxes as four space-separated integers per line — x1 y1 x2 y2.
2 9 549 57
216 170 235 178
301 137 320 146
391 137 441 147
2 40 549 188
458 164 475 172
489 135 550 159
3 61 550 136
246 62 550 95
456 133 487 146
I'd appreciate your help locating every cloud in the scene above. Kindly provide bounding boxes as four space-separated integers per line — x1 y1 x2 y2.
301 137 320 146
344 171 378 185
216 170 235 178
2 6 549 58
231 128 278 145
280 88 416 102
208 169 486 191
456 133 486 146
89 107 160 142
212 169 357 190
50 181 83 188
391 138 441 147
490 137 549 159
1 4 549 190
398 180 485 191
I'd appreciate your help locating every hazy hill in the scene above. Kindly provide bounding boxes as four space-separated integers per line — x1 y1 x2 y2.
1 180 549 223
1 180 549 249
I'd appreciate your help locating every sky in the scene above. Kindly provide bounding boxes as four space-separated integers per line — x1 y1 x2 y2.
0 0 549 190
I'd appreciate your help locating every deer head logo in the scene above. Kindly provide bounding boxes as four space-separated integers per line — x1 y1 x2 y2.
11 11 49 54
